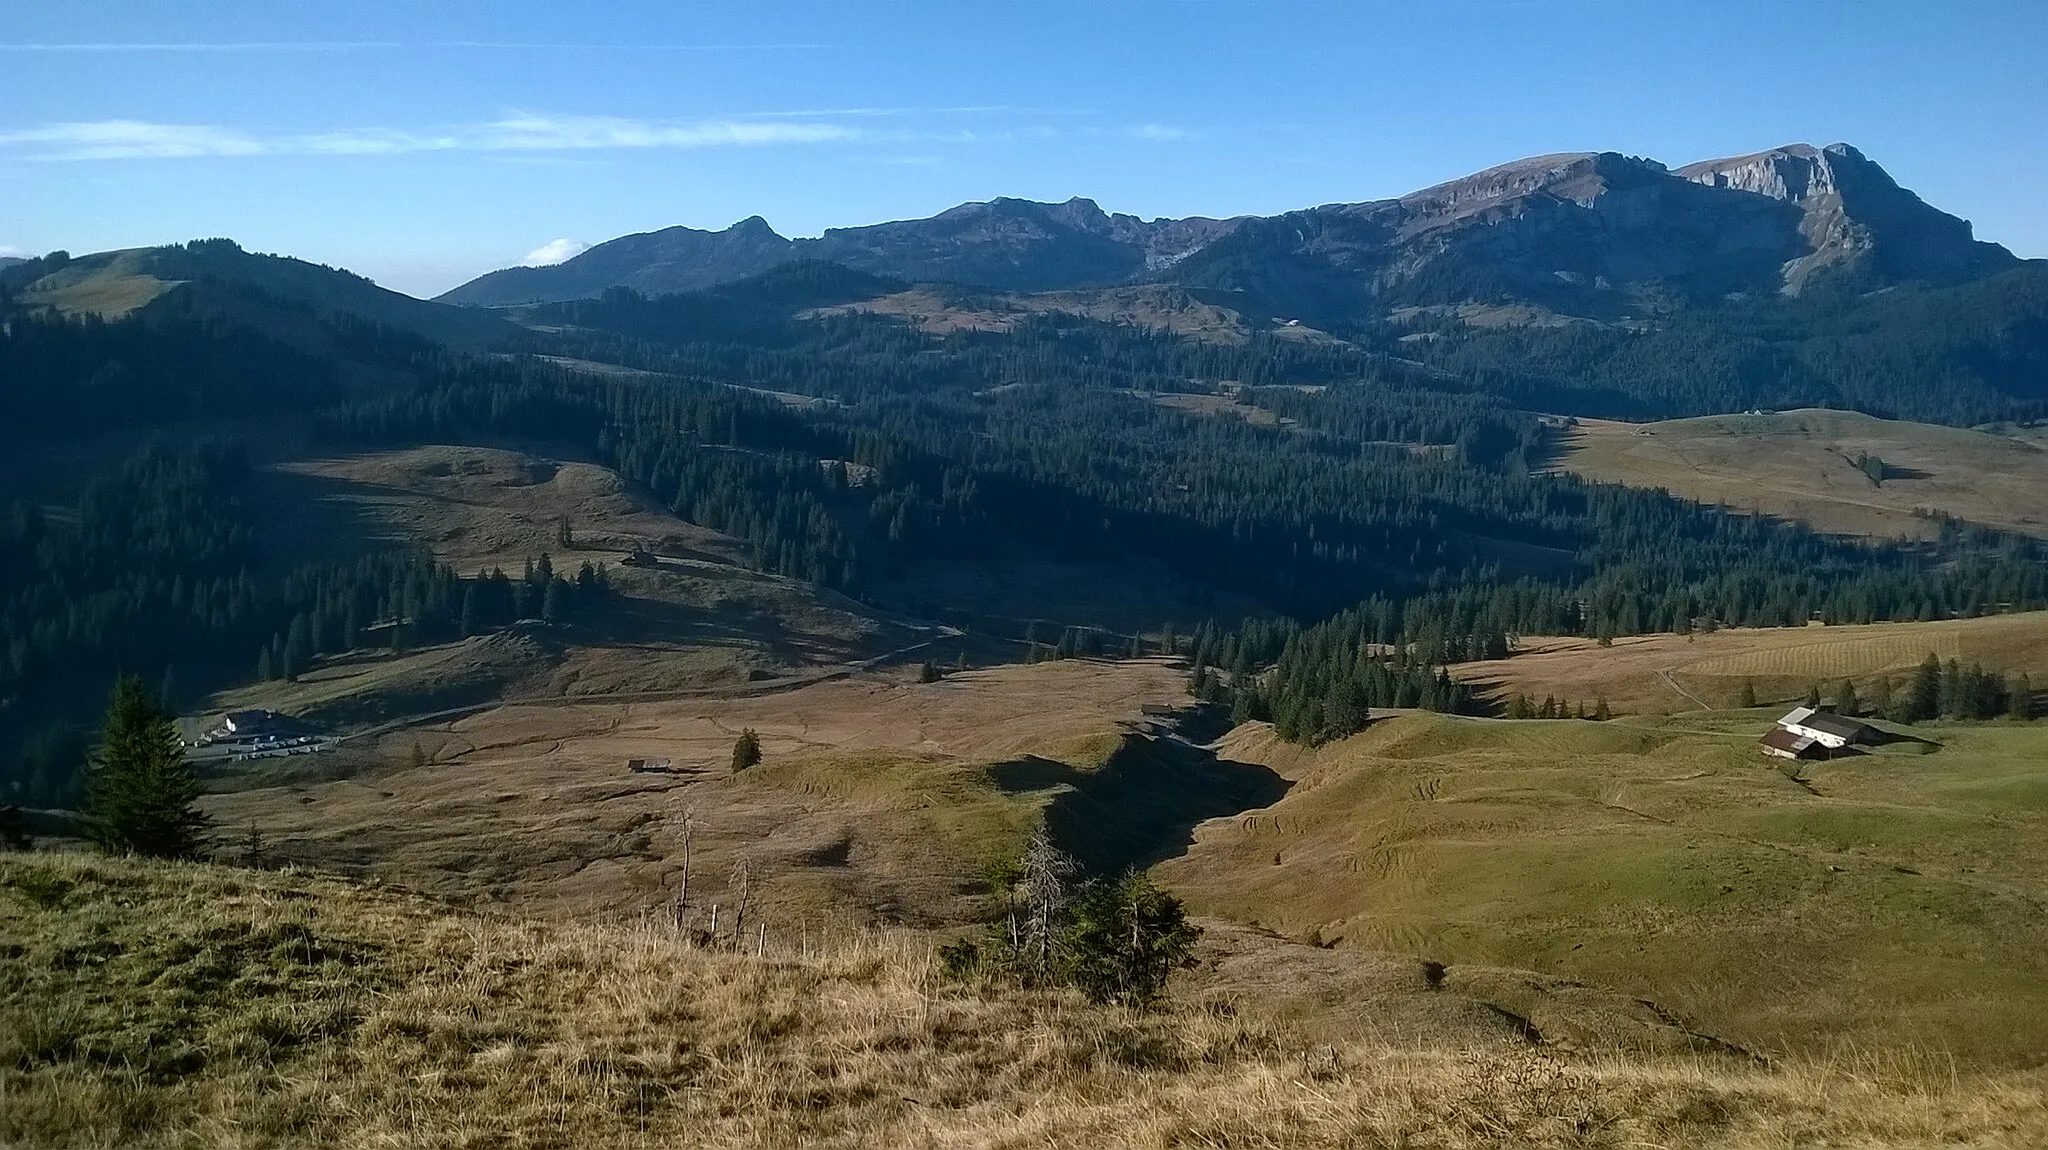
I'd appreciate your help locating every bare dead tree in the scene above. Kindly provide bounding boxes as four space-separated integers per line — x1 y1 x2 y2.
1016 828 1076 985
674 806 695 913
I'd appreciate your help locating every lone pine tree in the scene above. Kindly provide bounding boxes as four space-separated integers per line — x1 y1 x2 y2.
82 675 210 858
731 728 762 771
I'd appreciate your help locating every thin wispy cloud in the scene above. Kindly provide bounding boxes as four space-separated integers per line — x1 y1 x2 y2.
0 120 265 160
0 113 864 161
739 105 1098 119
0 41 828 53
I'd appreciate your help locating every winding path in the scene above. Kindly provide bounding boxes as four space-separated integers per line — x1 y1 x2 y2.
334 630 957 744
1657 666 1711 711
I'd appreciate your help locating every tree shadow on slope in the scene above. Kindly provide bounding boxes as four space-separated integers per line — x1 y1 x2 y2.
989 736 1290 876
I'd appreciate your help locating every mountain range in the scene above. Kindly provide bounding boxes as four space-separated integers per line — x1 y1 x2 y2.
439 143 2021 325
8 140 2045 428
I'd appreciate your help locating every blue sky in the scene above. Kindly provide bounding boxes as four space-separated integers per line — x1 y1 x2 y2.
3 0 2043 297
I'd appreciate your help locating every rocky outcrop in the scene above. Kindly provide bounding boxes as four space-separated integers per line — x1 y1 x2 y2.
1676 143 2014 289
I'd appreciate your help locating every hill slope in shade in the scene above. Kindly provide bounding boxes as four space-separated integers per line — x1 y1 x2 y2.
16 240 513 350
439 142 2017 314
1555 408 2048 540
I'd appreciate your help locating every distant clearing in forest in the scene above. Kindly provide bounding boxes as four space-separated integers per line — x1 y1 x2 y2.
1449 611 2048 714
1555 408 2048 540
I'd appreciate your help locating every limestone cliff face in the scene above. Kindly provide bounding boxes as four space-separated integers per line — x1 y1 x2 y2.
439 143 2020 313
1675 143 2012 289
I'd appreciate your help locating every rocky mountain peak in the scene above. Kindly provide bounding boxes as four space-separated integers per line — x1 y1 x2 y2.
1676 142 1886 202
1674 142 2012 288
724 215 784 239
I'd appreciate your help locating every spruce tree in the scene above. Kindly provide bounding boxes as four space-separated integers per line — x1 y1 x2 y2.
82 675 210 858
1835 679 1859 716
1908 654 1942 722
1063 873 1200 1008
1738 680 1758 709
731 728 762 771
1229 683 1258 725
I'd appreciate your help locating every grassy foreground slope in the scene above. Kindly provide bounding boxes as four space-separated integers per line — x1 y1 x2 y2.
7 852 2047 1149
1555 408 2048 541
1158 713 2048 1067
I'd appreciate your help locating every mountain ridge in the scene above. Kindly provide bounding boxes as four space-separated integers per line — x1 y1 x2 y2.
9 239 514 350
439 142 2021 316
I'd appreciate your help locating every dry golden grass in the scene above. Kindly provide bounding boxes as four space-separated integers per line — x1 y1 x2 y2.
1555 408 2048 541
204 659 1191 918
1682 628 1965 679
5 850 2045 1149
271 444 752 576
220 444 929 721
1450 611 2048 714
15 249 178 318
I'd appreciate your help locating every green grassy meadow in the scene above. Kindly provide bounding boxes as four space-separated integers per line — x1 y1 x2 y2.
1160 711 2048 1066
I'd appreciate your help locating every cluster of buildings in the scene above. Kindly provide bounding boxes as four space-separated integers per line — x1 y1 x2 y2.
190 710 331 762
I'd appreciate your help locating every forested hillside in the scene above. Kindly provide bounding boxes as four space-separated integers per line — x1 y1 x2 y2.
1404 263 2048 424
6 245 2048 803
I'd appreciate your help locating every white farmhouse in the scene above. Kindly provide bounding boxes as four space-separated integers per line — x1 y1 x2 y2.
1774 706 1873 752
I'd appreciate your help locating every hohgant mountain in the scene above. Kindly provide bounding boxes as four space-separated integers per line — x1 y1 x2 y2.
439 142 2020 322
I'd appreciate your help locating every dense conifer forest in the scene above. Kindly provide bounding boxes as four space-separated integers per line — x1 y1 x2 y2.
1404 264 2048 425
6 254 2048 797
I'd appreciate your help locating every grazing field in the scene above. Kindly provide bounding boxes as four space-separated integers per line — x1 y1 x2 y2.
12 851 2045 1149
1450 610 2048 714
204 659 1200 920
1156 712 2048 1068
12 248 178 318
1554 408 2048 540
238 444 927 709
1680 628 1965 679
197 642 2048 1071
